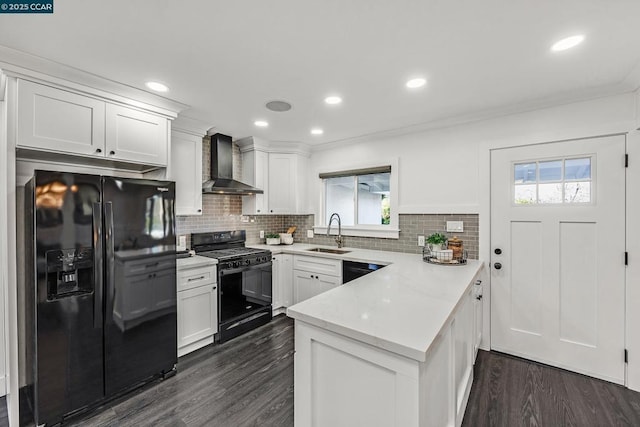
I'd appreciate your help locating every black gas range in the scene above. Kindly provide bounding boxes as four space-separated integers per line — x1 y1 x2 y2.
192 231 272 343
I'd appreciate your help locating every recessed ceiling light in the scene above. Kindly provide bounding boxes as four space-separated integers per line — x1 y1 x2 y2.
551 35 585 52
311 128 324 135
254 120 269 127
145 81 169 92
324 96 342 105
406 78 426 89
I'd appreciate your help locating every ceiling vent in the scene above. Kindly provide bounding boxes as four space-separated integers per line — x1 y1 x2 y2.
265 100 292 112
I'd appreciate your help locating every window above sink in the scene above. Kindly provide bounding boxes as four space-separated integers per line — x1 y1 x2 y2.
315 158 399 239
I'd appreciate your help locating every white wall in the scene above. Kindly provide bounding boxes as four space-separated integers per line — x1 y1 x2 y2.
309 91 640 389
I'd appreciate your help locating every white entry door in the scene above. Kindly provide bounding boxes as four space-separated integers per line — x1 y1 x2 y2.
490 134 626 384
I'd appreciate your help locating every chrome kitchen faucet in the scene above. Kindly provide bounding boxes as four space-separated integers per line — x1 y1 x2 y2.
327 213 343 248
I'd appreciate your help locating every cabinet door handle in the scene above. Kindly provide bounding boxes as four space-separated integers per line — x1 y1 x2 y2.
475 280 482 286
197 209 202 213
310 274 314 278
95 148 102 153
109 150 116 156
213 286 217 290
257 209 261 213
188 276 205 282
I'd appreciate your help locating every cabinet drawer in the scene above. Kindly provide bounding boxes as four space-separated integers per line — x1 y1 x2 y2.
177 265 217 291
293 255 341 277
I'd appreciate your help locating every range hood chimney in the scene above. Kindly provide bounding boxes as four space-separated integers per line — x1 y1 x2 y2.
202 133 264 195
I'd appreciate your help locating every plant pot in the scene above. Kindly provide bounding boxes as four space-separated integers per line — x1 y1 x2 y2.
266 238 281 245
429 243 444 253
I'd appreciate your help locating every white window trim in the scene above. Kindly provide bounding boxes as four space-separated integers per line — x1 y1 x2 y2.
314 157 399 239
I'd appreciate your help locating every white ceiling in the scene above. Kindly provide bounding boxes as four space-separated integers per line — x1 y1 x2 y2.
1 1 639 145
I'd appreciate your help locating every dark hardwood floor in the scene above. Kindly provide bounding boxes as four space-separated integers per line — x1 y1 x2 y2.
5 315 640 426
67 314 294 427
463 350 640 427
0 396 7 427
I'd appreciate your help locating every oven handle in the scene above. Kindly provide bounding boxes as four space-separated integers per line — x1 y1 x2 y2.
219 261 272 277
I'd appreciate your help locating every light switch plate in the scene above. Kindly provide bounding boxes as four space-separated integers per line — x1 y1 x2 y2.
307 229 314 238
446 221 464 232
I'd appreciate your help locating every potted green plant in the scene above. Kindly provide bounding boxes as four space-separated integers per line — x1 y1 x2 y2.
426 233 447 252
265 233 281 245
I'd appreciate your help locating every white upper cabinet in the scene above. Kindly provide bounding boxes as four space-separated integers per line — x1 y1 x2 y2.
170 128 203 216
16 78 171 167
268 153 297 214
17 79 105 156
238 137 310 215
241 149 269 214
105 104 168 166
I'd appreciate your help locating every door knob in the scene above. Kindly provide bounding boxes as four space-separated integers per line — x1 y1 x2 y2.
494 248 502 255
494 262 502 270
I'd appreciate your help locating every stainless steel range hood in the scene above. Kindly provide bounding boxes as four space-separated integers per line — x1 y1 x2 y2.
202 133 264 195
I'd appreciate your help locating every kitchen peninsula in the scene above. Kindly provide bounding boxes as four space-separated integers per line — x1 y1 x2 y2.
254 244 484 427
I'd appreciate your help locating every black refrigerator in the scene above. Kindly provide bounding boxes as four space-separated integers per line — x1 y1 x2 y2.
22 170 178 426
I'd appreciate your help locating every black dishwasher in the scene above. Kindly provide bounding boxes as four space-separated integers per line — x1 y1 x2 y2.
342 260 385 284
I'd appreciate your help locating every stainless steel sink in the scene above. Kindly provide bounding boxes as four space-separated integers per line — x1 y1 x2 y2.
306 247 351 254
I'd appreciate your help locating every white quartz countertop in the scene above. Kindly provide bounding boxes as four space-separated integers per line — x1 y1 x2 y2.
177 254 218 269
249 243 483 362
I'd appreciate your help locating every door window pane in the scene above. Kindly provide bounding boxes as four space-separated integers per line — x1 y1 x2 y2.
514 163 537 183
514 185 536 204
539 160 562 182
565 158 591 180
564 182 591 203
538 183 563 204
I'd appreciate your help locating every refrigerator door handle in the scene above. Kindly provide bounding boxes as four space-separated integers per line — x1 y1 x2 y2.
93 202 103 329
104 201 115 325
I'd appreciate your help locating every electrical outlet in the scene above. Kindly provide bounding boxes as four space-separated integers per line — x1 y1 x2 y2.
307 229 314 238
259 230 265 239
417 235 425 247
446 221 464 232
178 235 187 250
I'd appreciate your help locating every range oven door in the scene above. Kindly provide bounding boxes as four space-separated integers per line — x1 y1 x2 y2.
217 261 272 342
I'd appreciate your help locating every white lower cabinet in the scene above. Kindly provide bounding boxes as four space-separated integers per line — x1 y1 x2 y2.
473 277 484 360
293 255 342 304
453 287 475 426
177 259 217 357
273 254 293 313
294 273 481 427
